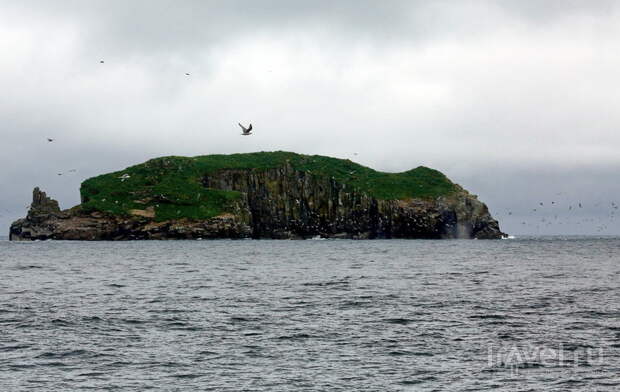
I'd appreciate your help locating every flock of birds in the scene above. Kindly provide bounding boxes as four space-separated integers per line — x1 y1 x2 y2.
498 196 619 233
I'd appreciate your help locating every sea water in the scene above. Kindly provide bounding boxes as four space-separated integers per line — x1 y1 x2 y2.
1 237 619 391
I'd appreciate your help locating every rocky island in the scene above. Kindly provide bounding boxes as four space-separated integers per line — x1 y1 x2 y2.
9 151 505 240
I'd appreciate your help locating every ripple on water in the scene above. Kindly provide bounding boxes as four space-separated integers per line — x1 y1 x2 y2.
0 237 619 391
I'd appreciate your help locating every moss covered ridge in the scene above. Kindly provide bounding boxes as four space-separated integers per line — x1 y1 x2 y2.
80 151 459 222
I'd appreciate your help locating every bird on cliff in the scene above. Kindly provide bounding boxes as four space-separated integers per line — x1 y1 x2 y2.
239 123 253 135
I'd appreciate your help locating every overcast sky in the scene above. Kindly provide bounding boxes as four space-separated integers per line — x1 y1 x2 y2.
1 0 619 236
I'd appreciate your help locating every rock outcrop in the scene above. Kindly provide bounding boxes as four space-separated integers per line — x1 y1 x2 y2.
10 195 252 241
10 159 505 240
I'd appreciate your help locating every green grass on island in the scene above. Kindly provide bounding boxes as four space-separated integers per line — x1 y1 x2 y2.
80 151 459 221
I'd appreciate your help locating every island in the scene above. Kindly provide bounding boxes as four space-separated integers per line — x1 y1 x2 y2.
9 151 506 240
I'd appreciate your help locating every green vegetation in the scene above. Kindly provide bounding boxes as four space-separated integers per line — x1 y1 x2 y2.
80 151 458 220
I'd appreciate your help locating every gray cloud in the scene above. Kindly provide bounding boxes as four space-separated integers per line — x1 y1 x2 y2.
1 1 619 235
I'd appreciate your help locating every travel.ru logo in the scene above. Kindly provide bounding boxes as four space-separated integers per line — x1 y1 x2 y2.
487 341 607 375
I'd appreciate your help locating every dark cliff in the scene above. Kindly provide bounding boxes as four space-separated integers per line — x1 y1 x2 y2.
9 152 506 240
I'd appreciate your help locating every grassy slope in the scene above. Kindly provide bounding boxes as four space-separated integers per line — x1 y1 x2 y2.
80 151 458 221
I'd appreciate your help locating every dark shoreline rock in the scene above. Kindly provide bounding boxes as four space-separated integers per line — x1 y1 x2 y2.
9 165 506 241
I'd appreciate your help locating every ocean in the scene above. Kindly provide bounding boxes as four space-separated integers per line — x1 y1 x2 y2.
1 237 619 391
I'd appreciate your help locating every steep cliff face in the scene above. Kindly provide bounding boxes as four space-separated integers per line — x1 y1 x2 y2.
202 163 502 239
9 153 505 240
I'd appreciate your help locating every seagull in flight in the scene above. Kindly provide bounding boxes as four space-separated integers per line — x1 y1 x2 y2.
238 123 253 135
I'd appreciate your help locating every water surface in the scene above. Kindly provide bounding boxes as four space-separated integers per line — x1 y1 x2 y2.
1 237 619 391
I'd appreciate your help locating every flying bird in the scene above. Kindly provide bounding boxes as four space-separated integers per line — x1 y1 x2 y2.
185 73 190 76
100 60 105 64
47 138 54 142
238 123 253 135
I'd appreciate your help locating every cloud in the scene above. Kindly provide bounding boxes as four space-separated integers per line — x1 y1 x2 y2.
1 1 619 235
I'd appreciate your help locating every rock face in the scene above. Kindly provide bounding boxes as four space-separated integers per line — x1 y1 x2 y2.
29 187 60 215
202 163 502 239
10 164 505 240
